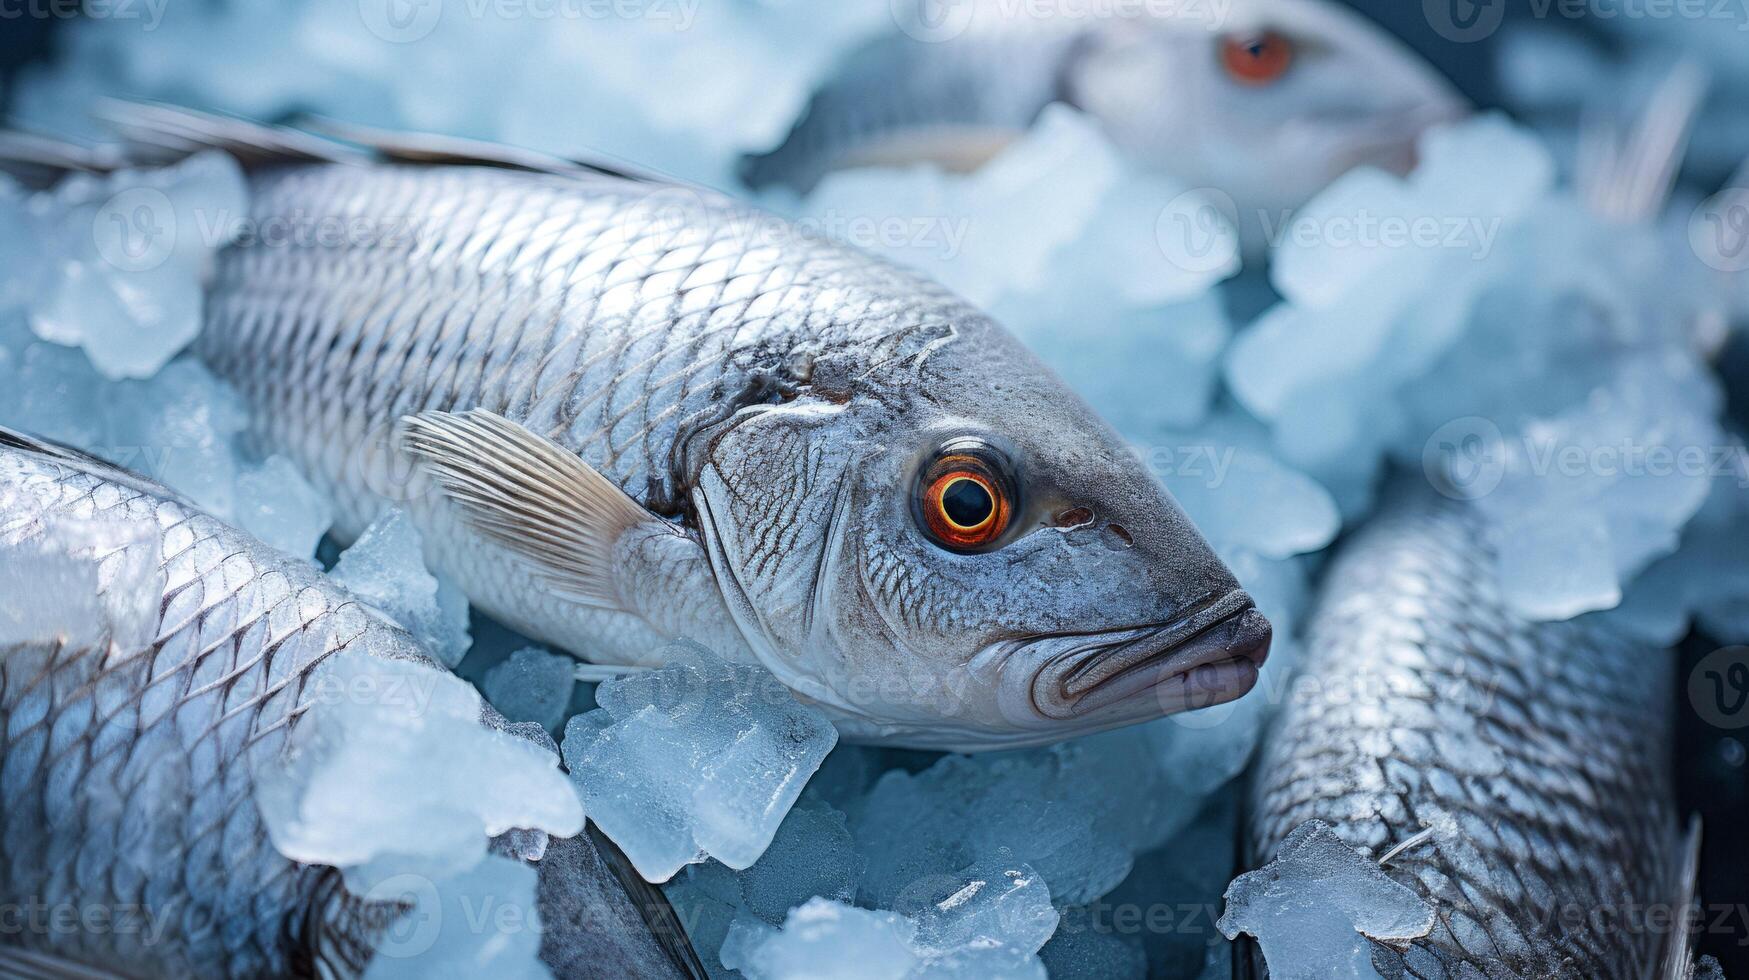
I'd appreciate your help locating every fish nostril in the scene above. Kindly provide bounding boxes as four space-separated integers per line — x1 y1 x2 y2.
1103 523 1133 550
1053 507 1094 529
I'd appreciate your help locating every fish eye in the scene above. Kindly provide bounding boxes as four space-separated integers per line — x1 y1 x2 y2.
1220 30 1294 86
914 444 1015 552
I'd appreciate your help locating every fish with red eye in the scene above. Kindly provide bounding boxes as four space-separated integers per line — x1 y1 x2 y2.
916 451 1014 551
1221 30 1294 85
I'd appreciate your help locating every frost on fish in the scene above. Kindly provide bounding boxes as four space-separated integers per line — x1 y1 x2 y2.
482 646 578 735
1218 820 1435 980
331 508 473 667
5 152 248 379
560 655 838 882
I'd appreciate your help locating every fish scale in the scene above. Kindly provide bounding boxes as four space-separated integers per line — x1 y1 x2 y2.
0 440 403 978
1249 489 1683 979
199 161 967 662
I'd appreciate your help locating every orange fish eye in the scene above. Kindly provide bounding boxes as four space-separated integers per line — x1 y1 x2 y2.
919 454 1012 551
1220 31 1293 86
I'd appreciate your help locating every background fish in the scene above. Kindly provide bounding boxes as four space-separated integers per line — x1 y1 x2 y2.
742 0 1468 248
1247 486 1695 979
0 428 700 979
8 104 1272 753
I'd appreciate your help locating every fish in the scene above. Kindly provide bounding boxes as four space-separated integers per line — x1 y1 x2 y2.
1245 486 1698 979
0 427 704 979
741 0 1468 249
0 103 1271 754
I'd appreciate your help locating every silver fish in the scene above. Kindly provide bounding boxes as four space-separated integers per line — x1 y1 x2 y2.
1247 487 1696 979
10 104 1272 753
0 428 701 979
742 0 1467 246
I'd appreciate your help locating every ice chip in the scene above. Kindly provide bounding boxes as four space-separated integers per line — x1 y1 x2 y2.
253 649 583 884
721 899 920 980
560 655 837 881
233 454 334 560
24 151 248 380
360 854 550 980
482 646 576 734
331 508 473 666
900 863 1059 959
1218 820 1434 980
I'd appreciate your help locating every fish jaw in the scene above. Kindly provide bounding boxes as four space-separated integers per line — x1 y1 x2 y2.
952 590 1272 747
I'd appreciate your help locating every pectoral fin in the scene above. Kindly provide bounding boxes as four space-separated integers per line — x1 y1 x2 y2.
399 409 680 610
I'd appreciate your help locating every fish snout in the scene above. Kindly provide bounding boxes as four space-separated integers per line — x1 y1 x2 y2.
1028 591 1271 724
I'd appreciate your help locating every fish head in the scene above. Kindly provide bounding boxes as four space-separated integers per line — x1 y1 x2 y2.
689 315 1269 751
1067 0 1469 232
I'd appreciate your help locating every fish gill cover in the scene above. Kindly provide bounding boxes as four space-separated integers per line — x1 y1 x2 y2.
0 0 1745 978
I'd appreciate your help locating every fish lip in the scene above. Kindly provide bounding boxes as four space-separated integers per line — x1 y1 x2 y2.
1027 591 1271 722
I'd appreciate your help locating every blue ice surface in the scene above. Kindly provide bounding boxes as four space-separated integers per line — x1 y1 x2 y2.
5 3 1749 977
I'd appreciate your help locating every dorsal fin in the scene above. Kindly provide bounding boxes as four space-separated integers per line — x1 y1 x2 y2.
297 114 665 183
0 424 199 511
91 98 366 170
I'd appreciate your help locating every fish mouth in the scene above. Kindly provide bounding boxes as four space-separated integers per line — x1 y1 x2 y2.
1027 590 1271 724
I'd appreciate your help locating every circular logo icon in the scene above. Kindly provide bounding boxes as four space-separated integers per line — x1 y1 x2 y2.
1422 416 1506 501
1423 0 1505 43
1690 646 1749 730
1690 189 1749 274
359 0 443 44
360 873 443 957
891 0 976 43
93 187 176 273
1156 188 1240 276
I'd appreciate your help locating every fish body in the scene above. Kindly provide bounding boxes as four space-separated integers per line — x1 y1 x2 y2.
138 109 1273 753
1248 488 1689 978
0 430 694 979
744 0 1468 245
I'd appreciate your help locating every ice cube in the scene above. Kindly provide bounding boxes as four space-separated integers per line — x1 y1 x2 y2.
482 646 577 734
1218 821 1434 980
234 454 334 560
560 654 837 881
721 899 920 980
23 152 248 380
330 508 473 667
359 853 550 980
254 648 583 886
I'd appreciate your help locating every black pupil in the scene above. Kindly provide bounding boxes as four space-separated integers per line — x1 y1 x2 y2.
942 478 994 529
